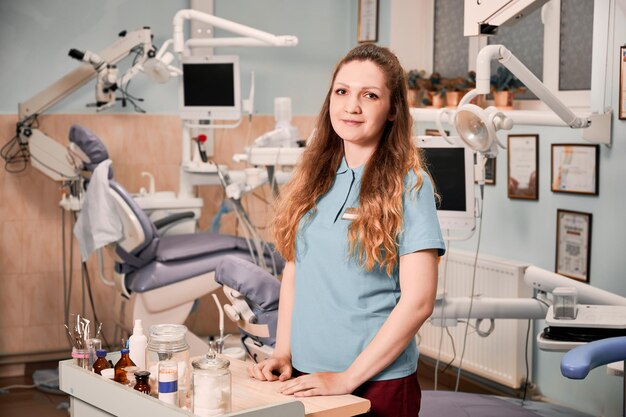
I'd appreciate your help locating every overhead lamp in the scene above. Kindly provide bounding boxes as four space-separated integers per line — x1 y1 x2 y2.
118 40 182 86
141 40 182 83
142 51 180 83
437 44 606 158
437 97 512 158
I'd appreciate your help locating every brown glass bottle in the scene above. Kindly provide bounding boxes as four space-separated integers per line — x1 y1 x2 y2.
113 348 136 384
133 371 151 395
93 350 111 375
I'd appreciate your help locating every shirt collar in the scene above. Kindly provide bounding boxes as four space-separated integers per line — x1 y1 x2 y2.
336 155 365 178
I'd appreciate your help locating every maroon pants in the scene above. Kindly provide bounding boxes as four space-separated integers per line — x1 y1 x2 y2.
293 369 421 417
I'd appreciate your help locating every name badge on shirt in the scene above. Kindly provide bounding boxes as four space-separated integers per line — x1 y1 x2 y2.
341 207 358 220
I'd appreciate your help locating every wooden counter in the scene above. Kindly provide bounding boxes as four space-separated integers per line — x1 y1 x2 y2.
225 355 370 417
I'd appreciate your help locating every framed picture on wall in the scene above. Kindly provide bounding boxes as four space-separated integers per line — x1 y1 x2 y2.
425 128 449 137
618 46 626 120
358 0 378 43
556 209 592 282
551 144 599 195
507 134 538 200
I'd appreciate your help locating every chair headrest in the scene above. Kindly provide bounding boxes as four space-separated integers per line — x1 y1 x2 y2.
68 125 110 172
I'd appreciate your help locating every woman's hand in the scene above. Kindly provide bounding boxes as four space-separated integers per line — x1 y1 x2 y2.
248 355 292 382
280 372 354 397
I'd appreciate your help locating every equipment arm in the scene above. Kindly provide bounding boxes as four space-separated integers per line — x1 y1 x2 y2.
18 28 153 122
172 9 298 54
13 28 154 182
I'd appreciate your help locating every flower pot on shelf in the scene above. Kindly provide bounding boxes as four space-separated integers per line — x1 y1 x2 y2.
469 94 486 108
445 91 464 108
431 93 446 108
493 90 514 109
407 88 425 107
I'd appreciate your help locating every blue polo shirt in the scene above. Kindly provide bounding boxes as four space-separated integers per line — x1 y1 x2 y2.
291 157 446 381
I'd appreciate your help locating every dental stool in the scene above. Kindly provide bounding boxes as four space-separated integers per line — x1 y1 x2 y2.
215 256 280 362
69 125 284 353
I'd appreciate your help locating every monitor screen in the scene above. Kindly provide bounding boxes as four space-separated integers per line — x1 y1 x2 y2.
416 136 476 231
179 55 241 121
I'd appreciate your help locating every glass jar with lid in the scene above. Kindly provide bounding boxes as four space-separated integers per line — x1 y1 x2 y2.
191 351 232 417
146 324 191 407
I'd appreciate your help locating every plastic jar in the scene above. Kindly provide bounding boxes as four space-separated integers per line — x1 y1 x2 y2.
146 324 191 407
191 352 232 417
553 287 578 319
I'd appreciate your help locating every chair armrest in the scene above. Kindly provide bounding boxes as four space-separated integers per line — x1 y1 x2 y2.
153 211 195 230
561 336 626 379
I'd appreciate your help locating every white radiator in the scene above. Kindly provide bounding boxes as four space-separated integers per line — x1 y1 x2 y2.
418 249 532 389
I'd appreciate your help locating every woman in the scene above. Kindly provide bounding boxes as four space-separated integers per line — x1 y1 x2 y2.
248 43 446 416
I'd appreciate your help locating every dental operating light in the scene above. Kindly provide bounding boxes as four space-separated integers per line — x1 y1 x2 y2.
438 44 594 158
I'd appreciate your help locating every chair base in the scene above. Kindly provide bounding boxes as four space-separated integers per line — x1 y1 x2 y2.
113 271 220 344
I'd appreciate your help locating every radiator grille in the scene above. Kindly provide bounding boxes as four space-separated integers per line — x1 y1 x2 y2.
418 249 532 389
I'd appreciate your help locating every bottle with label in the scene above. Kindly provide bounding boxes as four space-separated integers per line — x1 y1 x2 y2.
114 348 136 384
128 319 148 370
93 349 111 375
146 324 190 405
158 360 178 406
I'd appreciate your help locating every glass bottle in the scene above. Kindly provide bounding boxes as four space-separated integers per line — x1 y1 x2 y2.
134 371 151 395
191 350 232 417
93 349 111 375
124 366 140 387
114 348 136 384
146 324 191 406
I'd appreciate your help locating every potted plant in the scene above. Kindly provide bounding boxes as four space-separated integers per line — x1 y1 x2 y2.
490 67 526 109
426 72 446 108
406 69 427 107
440 71 477 108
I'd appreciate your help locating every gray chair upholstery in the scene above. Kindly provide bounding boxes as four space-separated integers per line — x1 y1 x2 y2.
69 124 284 296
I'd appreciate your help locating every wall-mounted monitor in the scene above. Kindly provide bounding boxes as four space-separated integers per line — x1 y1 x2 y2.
416 135 476 232
179 55 241 121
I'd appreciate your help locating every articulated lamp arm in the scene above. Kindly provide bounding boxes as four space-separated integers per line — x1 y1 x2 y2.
18 28 154 123
474 45 590 129
172 9 298 54
15 28 154 182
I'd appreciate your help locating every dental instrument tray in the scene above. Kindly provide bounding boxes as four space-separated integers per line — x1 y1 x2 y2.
542 305 626 343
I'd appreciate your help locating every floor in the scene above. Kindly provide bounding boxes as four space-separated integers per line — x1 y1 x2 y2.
0 362 69 417
0 357 508 417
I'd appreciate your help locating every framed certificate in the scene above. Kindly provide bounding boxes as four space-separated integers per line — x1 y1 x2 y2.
358 0 379 43
425 128 449 137
556 209 592 282
618 46 626 120
507 134 538 200
551 144 599 195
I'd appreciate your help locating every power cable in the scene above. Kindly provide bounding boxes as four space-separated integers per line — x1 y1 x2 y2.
454 185 485 392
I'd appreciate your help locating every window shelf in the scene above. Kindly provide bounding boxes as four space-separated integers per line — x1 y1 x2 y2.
410 106 591 128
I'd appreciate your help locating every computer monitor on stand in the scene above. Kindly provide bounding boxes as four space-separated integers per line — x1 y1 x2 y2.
415 135 476 239
179 55 241 121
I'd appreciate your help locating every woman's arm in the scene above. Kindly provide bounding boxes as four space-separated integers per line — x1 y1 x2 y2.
248 261 296 381
274 261 296 359
280 249 438 396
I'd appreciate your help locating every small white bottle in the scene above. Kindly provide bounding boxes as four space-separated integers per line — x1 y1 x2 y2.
128 319 148 370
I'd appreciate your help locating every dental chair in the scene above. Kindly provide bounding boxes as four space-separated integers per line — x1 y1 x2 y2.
214 256 280 362
68 125 284 353
561 336 626 417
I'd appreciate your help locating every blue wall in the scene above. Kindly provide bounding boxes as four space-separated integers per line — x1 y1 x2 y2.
0 0 390 116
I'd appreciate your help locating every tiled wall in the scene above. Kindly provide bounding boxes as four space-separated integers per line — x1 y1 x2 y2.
0 113 315 359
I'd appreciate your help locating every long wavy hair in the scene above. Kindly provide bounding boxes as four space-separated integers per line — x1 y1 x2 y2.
272 43 426 276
